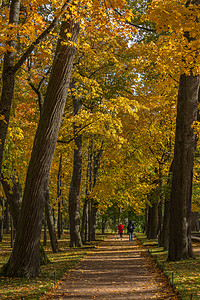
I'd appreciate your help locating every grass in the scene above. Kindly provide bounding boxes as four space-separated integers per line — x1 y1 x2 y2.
0 230 106 299
135 232 200 300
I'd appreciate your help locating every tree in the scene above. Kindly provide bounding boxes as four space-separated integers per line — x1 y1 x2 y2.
3 17 80 277
147 0 200 260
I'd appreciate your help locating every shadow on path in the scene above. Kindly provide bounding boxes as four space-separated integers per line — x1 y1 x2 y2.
41 235 180 299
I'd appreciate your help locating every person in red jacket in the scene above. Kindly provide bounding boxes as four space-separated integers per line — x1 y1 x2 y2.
118 223 125 238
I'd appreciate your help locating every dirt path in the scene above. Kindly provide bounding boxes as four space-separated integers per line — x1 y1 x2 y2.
42 235 180 299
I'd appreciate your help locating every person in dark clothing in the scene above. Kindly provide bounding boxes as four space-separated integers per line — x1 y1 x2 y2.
127 220 135 242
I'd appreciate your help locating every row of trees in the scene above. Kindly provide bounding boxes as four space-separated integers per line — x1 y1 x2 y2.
0 0 200 277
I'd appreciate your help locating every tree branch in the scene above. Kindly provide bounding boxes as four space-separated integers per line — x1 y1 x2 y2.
113 8 156 33
57 119 100 144
13 0 73 73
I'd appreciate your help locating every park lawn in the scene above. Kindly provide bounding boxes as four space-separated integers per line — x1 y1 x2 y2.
0 231 105 299
135 232 200 300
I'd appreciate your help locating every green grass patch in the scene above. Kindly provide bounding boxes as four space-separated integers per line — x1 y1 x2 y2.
135 232 200 300
0 231 106 299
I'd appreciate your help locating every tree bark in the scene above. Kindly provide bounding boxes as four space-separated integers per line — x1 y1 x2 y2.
3 18 80 277
168 73 199 260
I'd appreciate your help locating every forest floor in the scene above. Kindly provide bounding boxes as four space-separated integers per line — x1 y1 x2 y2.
41 234 180 299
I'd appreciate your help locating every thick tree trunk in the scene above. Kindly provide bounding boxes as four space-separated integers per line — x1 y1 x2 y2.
168 74 199 261
45 186 59 253
69 96 82 247
3 19 80 277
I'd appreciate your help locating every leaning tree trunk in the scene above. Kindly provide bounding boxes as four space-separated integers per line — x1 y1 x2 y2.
2 173 49 264
168 73 199 260
2 18 80 277
68 94 82 248
0 0 21 179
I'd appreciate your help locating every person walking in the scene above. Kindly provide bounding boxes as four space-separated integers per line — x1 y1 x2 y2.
118 223 125 239
127 220 135 242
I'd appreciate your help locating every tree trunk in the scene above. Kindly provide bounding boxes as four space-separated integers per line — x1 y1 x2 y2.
0 197 5 242
168 73 199 260
3 18 80 277
191 212 199 232
5 200 9 234
45 185 59 253
160 190 170 249
43 212 47 246
1 174 22 229
81 198 88 244
68 94 83 247
57 154 62 239
91 199 98 241
0 0 21 179
102 215 106 234
147 202 158 239
157 163 163 238
88 199 92 242
90 143 104 241
160 161 173 249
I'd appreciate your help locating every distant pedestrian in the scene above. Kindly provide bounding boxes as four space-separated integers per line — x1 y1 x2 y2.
118 223 125 239
127 220 135 242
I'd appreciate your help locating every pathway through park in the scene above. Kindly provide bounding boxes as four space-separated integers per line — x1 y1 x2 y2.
42 235 180 299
